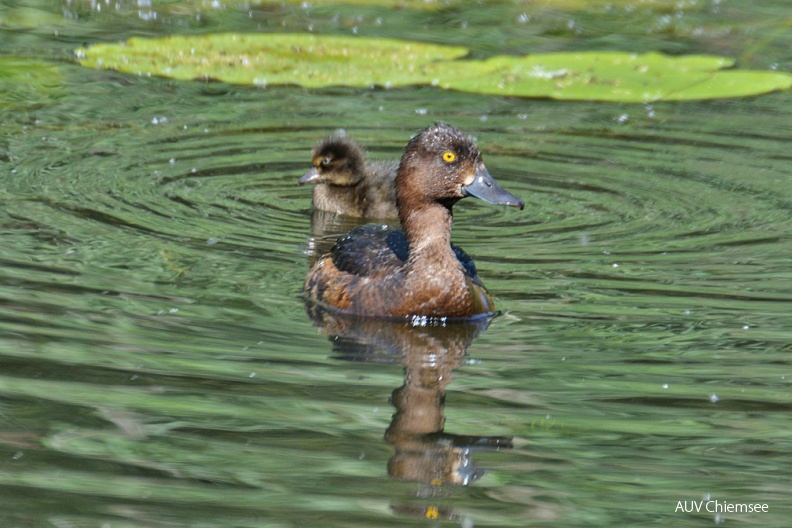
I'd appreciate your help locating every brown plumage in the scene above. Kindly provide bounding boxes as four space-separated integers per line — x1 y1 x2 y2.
298 133 398 218
304 123 524 320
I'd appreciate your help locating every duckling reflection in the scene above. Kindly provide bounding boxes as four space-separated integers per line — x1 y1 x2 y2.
307 305 513 518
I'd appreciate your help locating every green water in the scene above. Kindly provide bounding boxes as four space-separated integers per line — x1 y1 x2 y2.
2 1 791 526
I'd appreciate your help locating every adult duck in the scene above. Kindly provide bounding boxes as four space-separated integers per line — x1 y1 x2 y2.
304 123 523 319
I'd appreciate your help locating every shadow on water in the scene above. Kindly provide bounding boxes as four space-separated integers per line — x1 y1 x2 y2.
306 304 513 522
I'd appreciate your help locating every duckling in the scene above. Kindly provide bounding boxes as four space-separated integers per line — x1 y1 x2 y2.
304 123 524 319
299 133 398 218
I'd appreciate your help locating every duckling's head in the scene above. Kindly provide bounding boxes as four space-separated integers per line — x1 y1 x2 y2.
396 122 525 211
299 134 366 187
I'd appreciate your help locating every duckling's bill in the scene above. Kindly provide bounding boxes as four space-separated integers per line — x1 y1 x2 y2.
298 167 321 185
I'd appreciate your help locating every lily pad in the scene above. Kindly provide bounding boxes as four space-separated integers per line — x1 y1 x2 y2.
75 34 792 102
440 51 792 102
76 33 469 88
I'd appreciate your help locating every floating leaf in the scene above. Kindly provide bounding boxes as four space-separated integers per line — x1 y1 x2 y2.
278 0 454 8
658 69 792 101
76 33 469 88
75 34 792 102
440 51 792 102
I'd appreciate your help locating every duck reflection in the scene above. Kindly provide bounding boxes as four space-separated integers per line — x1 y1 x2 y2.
306 305 513 520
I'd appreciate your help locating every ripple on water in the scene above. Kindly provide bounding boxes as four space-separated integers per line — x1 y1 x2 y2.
3 85 792 527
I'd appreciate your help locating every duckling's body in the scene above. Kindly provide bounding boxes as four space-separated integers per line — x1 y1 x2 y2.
299 134 398 218
304 123 523 320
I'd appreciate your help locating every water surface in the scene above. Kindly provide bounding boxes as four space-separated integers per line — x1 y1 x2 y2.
1 1 791 526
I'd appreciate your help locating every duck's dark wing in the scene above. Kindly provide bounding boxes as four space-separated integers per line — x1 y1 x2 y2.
451 244 478 281
331 225 403 278
331 225 478 280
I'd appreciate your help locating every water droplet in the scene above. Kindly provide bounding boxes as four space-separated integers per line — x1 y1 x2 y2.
662 383 669 389
709 393 719 403
415 108 428 115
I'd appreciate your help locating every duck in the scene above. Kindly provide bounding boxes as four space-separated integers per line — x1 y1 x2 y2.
298 133 399 218
304 122 524 319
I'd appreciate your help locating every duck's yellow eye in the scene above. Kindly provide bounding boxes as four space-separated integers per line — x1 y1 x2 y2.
442 151 456 163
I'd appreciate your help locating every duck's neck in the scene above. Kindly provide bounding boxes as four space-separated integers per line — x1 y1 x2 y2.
400 201 456 265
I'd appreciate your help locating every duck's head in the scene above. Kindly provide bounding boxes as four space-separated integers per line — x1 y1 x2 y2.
299 134 366 187
396 122 525 211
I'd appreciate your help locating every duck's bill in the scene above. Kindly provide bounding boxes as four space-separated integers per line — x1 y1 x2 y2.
462 165 525 210
298 167 321 185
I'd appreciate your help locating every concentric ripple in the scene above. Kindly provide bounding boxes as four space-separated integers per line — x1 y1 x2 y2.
2 62 792 528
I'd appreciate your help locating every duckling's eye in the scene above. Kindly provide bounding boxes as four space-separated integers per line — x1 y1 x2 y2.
442 151 457 163
321 157 332 166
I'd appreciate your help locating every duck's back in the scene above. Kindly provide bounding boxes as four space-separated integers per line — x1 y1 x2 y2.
360 161 398 218
331 225 479 282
